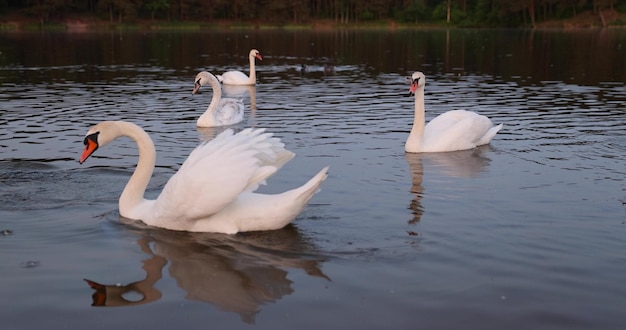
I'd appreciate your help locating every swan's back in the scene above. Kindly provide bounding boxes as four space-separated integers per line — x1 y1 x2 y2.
423 110 501 152
214 98 244 126
218 71 250 85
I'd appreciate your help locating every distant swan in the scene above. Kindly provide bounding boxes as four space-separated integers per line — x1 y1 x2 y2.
192 71 244 127
217 49 262 86
79 121 329 234
405 71 503 153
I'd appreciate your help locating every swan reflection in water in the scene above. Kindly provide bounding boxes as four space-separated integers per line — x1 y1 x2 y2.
405 145 494 225
85 224 329 324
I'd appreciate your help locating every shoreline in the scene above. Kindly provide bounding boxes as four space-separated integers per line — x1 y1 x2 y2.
1 11 625 32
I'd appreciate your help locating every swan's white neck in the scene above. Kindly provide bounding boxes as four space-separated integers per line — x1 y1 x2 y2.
197 76 222 126
247 54 257 84
405 88 425 152
116 122 156 217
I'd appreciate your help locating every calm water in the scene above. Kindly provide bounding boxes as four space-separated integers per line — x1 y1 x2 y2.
1 29 625 329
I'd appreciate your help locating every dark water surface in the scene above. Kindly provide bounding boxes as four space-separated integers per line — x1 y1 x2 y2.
1 29 625 329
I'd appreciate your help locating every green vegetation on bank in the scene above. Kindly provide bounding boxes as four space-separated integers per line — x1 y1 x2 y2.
1 0 625 30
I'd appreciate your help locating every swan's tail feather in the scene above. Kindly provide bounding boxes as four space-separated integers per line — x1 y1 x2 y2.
477 123 503 146
236 166 329 233
294 166 329 205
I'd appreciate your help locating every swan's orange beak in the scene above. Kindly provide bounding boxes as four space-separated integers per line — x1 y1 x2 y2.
80 133 99 164
408 79 419 96
255 53 263 61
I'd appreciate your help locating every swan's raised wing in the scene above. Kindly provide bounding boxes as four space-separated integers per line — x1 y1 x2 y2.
151 129 293 228
215 98 245 126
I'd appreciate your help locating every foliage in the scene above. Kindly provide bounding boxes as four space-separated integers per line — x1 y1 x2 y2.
145 0 169 20
396 0 429 23
1 0 625 27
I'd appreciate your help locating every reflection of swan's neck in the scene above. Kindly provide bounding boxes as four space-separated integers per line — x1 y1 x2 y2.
117 122 156 217
249 86 256 112
198 77 222 126
248 55 256 84
405 153 424 224
406 88 425 152
84 237 166 307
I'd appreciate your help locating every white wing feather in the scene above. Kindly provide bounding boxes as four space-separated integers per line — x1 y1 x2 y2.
424 110 494 151
150 128 291 229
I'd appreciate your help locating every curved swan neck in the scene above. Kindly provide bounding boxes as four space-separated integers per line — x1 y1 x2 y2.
406 88 425 151
247 54 257 84
198 75 222 126
116 121 156 215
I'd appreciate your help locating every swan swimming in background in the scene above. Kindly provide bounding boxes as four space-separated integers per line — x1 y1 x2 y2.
192 71 244 127
79 121 329 234
405 71 503 153
300 64 335 75
217 49 262 86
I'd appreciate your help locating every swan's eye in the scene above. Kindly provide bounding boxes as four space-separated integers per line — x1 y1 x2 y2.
83 132 100 146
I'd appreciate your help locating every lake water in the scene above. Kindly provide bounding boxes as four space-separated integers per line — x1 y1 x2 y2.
1 29 625 329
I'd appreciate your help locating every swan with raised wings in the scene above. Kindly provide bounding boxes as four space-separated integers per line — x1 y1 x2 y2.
79 121 329 234
192 71 244 127
405 71 503 153
217 49 262 85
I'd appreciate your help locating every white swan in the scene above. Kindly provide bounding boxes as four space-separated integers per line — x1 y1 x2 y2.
79 121 329 234
217 49 262 85
192 71 244 127
405 71 503 153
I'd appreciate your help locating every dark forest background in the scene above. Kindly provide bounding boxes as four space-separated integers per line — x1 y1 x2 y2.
1 0 625 28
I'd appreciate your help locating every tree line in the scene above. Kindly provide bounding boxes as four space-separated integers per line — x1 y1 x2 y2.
1 0 624 27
